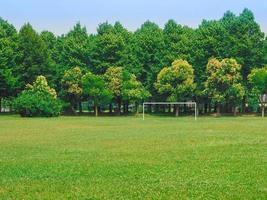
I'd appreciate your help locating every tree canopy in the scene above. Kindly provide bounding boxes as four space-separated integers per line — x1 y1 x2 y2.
0 9 267 116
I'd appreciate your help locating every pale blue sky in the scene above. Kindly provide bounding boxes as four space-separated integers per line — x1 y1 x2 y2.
1 0 266 35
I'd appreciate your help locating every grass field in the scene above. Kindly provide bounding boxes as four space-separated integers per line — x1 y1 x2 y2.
0 115 266 199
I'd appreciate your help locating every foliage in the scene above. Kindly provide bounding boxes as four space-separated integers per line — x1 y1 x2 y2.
104 67 149 114
61 67 83 113
248 66 267 115
204 58 245 112
92 22 130 74
82 72 112 116
155 59 195 102
123 21 165 95
122 74 151 103
16 23 52 89
0 8 266 115
13 76 62 117
0 18 18 99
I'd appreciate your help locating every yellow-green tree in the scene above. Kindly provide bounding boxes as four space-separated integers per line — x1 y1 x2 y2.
14 76 62 117
205 58 245 115
122 74 151 113
104 67 125 115
61 67 83 114
155 59 195 116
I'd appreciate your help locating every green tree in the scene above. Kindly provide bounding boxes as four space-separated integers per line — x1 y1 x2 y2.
155 59 195 116
82 72 112 116
61 67 83 114
204 58 245 115
17 23 52 89
58 23 92 70
123 21 164 97
163 20 194 66
91 22 130 74
248 67 267 117
0 18 18 111
222 9 266 79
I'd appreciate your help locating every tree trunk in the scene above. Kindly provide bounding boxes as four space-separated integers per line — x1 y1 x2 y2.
216 104 221 116
126 103 129 114
78 101 82 113
0 98 2 113
204 103 208 114
136 102 139 114
175 105 179 117
109 104 112 114
148 104 152 113
208 103 212 113
123 103 126 114
241 96 246 113
95 104 98 117
233 106 237 116
261 106 265 118
117 98 121 115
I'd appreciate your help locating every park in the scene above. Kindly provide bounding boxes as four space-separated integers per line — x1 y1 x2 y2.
0 0 267 199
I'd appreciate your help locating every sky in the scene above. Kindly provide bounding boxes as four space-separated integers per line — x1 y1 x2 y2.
1 0 267 35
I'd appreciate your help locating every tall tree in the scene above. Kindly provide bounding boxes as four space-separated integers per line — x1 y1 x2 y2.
123 21 164 98
56 23 92 71
163 20 194 66
91 22 130 74
17 23 52 89
222 9 266 80
0 18 18 110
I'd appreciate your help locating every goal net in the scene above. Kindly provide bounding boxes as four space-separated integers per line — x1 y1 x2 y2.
142 102 197 120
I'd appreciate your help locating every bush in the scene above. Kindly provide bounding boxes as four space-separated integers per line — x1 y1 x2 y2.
14 76 62 117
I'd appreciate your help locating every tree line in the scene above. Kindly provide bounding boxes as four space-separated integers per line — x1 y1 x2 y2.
0 8 267 117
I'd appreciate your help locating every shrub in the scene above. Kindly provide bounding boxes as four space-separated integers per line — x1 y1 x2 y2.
14 76 62 117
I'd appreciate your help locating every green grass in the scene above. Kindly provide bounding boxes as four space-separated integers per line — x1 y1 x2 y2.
0 115 266 199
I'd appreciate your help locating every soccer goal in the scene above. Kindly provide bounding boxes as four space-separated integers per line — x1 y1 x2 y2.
142 102 197 120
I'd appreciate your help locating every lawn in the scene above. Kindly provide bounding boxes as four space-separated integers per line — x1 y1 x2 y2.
0 115 266 199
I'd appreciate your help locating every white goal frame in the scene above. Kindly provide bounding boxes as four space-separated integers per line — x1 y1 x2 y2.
142 102 197 120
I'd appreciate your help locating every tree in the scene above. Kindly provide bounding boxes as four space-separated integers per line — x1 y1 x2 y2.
155 59 195 116
122 74 151 113
163 20 194 66
123 21 164 97
40 30 62 90
204 58 245 115
13 75 62 117
91 22 130 74
222 9 266 80
16 23 52 89
61 67 83 114
0 18 18 111
82 72 112 116
57 23 92 71
248 67 267 117
104 67 125 115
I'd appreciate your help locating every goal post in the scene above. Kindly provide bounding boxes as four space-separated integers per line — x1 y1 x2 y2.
142 102 197 120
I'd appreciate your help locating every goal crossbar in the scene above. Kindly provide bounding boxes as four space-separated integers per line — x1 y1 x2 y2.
142 102 197 120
